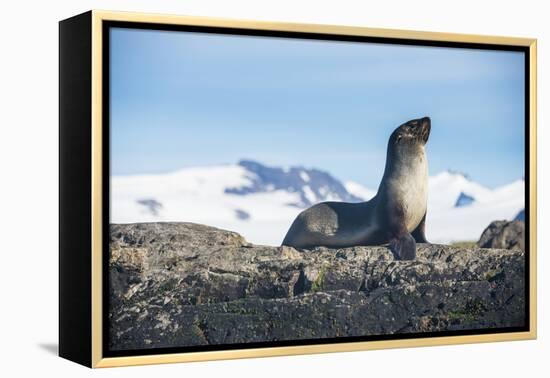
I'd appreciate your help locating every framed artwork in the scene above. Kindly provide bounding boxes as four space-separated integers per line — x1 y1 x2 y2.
59 10 537 368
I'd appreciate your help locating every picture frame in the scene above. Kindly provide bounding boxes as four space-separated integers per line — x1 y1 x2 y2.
59 10 537 368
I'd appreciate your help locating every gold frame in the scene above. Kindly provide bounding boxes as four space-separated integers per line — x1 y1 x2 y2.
89 9 537 368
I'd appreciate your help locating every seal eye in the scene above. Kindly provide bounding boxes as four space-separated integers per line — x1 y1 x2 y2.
395 135 402 144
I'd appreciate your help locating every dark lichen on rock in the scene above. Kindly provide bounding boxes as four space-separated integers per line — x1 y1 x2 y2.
108 222 526 351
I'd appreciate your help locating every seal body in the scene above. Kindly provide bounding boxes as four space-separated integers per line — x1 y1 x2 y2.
282 117 431 260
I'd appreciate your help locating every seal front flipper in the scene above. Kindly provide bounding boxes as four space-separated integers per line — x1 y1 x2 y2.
411 212 429 243
389 232 416 260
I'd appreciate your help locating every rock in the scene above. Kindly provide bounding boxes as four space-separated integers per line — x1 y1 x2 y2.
477 220 525 251
109 222 526 351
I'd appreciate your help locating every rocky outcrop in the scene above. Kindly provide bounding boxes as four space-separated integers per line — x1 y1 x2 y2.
478 220 525 251
109 222 526 351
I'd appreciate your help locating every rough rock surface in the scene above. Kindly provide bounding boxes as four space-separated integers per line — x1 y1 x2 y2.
478 220 525 251
109 222 526 351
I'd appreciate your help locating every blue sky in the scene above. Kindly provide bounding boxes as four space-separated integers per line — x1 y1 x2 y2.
110 27 525 188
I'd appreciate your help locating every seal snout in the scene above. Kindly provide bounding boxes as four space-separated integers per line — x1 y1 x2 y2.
413 116 431 144
420 116 430 143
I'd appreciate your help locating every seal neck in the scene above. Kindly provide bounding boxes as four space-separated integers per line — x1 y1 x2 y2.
380 144 427 187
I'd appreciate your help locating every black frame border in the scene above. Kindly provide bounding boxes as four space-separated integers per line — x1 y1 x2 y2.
59 11 93 367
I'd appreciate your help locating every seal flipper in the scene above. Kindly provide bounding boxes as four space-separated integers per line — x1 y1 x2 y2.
411 212 429 243
389 233 416 260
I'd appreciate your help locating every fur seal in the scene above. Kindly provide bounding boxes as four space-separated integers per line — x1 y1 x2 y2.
282 117 431 260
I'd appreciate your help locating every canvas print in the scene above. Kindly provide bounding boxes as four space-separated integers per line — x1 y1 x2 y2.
108 27 527 353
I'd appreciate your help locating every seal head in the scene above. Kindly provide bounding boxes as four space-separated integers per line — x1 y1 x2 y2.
387 116 430 163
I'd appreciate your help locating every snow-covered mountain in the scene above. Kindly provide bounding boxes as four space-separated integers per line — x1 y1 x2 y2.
111 160 524 245
111 161 358 245
344 181 376 201
428 170 493 209
225 160 362 207
426 171 524 243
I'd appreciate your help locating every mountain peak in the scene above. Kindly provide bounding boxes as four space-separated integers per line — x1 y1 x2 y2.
238 159 266 170
228 160 363 207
